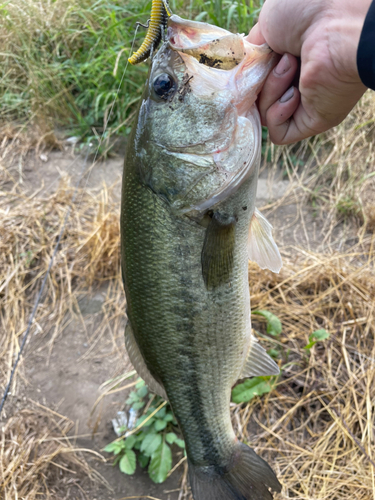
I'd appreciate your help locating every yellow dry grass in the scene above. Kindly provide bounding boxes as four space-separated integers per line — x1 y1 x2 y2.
0 95 375 499
0 177 119 498
262 90 375 230
0 400 108 499
247 245 375 500
0 178 121 393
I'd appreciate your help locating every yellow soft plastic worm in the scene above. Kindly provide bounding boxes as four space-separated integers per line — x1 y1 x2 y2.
128 0 172 65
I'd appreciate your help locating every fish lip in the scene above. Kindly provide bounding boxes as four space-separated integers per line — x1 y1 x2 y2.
263 44 273 54
167 14 232 52
167 14 230 35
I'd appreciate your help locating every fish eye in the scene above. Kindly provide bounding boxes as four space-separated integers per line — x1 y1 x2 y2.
153 73 176 99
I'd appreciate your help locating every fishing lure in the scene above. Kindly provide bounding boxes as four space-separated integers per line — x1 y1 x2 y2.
128 0 172 65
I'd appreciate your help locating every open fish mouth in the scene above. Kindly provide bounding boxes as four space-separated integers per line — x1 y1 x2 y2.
166 14 275 105
168 15 246 70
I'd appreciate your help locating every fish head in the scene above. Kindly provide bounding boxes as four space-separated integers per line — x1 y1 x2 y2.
133 16 276 214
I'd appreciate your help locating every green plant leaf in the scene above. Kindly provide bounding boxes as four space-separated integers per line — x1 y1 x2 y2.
103 441 124 454
104 440 126 455
304 329 330 350
117 425 127 435
148 441 172 483
132 401 145 411
165 432 177 445
232 377 274 404
119 449 136 475
267 348 279 358
136 378 146 389
136 415 155 428
126 391 139 405
135 431 146 442
154 419 167 432
195 11 208 22
134 440 142 451
138 452 150 469
156 406 166 418
137 385 148 399
125 435 136 450
310 329 330 342
175 438 185 449
103 442 117 453
140 433 162 456
304 341 316 350
163 413 175 422
252 310 282 336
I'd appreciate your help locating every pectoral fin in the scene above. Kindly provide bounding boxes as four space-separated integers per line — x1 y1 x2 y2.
201 212 236 289
241 336 280 378
125 321 167 400
248 208 282 273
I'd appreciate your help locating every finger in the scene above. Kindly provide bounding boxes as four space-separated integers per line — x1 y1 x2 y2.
245 23 266 45
255 0 311 56
258 54 299 124
265 88 334 145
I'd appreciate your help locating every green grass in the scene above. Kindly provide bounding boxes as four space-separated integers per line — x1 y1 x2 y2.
0 0 152 139
184 0 263 33
0 0 262 142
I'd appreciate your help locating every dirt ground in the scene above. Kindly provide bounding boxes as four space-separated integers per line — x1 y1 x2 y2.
0 146 364 499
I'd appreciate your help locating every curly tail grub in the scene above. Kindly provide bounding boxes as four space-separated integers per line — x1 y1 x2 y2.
128 0 171 65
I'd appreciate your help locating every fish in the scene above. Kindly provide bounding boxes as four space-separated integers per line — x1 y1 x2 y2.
121 14 283 500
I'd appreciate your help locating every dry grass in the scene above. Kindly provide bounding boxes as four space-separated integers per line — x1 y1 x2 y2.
0 400 108 499
262 90 375 230
247 243 375 499
0 176 122 394
0 174 121 498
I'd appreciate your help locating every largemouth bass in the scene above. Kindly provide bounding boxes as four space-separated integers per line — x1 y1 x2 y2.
121 15 282 500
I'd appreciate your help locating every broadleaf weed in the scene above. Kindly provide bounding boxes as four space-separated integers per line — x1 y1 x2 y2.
104 379 185 483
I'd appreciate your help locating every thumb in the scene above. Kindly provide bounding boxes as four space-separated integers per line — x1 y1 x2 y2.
245 22 266 45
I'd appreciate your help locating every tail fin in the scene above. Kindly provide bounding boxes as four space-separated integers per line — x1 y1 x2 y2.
188 443 281 500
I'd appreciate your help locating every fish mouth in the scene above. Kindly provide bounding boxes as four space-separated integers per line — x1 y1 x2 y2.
168 15 246 70
166 15 275 103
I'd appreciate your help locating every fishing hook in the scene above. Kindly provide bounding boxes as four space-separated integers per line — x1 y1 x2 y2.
136 20 151 29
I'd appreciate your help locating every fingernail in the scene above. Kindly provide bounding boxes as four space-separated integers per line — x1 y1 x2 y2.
274 54 291 76
279 86 294 103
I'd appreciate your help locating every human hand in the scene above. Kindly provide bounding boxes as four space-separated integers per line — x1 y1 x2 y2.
247 0 371 144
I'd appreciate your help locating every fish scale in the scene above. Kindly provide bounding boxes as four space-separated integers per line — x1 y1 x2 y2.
122 165 250 464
